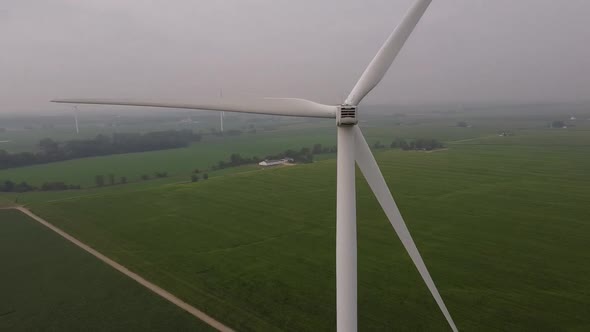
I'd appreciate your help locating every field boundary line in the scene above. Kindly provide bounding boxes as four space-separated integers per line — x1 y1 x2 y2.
9 206 235 332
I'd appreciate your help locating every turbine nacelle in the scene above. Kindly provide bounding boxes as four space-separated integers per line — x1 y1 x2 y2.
337 105 358 126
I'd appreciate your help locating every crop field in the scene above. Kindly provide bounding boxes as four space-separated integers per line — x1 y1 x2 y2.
1 104 547 189
2 106 589 331
4 104 580 188
21 125 590 331
0 209 213 331
0 121 489 188
0 126 334 187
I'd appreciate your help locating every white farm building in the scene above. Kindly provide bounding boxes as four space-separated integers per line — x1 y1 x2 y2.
258 158 294 167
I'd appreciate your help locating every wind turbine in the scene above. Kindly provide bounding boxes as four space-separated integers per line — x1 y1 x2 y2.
52 1 457 331
73 106 80 134
219 88 224 134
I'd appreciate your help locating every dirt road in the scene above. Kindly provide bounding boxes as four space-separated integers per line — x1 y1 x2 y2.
6 206 234 332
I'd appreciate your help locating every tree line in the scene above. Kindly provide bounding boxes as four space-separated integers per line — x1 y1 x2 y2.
389 138 444 151
0 180 80 193
0 129 202 170
93 170 174 187
210 144 338 171
1 137 444 193
190 169 209 182
208 138 442 173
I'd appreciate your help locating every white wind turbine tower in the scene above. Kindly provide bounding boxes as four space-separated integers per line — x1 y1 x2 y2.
53 1 457 330
219 88 224 133
73 106 80 134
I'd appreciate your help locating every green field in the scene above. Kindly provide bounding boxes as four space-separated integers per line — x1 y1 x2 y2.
0 209 213 331
20 131 590 331
0 127 334 187
3 104 536 188
2 106 589 330
0 115 499 188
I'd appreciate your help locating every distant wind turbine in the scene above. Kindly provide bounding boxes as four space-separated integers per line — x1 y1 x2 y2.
73 106 80 134
52 1 457 331
219 89 224 133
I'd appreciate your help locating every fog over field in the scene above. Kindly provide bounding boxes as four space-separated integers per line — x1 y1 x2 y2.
1 0 589 113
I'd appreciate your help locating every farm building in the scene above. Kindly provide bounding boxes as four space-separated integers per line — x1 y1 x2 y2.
258 158 294 167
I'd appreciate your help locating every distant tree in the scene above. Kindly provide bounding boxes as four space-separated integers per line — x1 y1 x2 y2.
399 140 410 151
229 153 244 166
2 180 15 192
120 176 127 184
297 147 313 163
457 121 468 128
42 182 67 191
227 129 242 136
203 173 209 180
40 182 79 191
373 141 385 149
154 171 168 178
1 179 78 192
39 138 60 154
14 181 34 193
193 168 200 174
551 120 565 128
140 174 150 181
1 129 203 170
108 173 116 185
284 149 296 158
414 138 425 150
395 138 443 151
191 174 199 182
312 143 323 154
95 175 105 187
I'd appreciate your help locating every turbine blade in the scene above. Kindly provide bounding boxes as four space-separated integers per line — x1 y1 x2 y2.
345 0 432 106
353 126 458 332
52 97 337 119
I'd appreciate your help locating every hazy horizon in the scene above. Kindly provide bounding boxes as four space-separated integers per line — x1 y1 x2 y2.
1 0 589 113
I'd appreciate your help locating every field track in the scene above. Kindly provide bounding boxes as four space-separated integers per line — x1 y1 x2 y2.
2 206 234 332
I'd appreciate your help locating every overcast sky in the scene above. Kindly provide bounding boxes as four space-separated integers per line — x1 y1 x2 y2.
1 0 589 113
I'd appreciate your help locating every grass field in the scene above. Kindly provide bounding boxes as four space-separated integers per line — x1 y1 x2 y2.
0 108 526 190
2 106 589 330
0 127 334 187
23 130 590 331
0 209 214 332
0 122 489 188
4 104 580 188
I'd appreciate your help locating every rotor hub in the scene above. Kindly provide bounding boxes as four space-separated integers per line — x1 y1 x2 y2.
336 105 358 126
